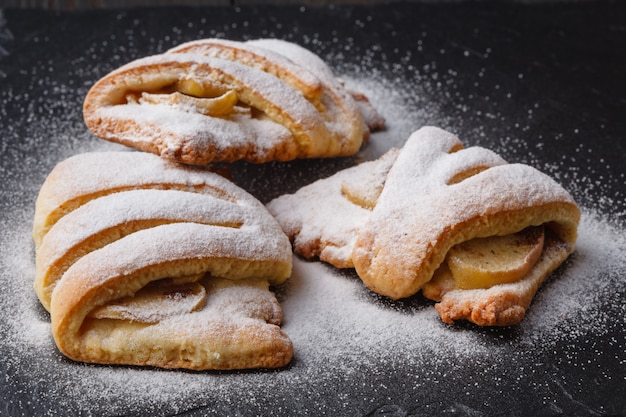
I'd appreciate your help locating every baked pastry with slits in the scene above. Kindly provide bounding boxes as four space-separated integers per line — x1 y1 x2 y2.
83 38 384 165
267 126 580 326
33 151 293 370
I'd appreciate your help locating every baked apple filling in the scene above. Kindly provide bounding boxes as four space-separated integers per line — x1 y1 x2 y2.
434 226 545 290
126 78 247 117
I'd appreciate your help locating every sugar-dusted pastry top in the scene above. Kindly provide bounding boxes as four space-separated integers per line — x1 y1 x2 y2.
83 38 384 165
34 151 293 370
33 151 246 247
268 126 580 326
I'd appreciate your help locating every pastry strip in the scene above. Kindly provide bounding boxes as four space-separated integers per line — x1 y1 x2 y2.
33 151 238 247
167 38 324 103
246 39 378 147
36 189 265 311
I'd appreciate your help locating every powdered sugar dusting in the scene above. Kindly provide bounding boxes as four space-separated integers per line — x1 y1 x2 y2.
4 205 623 415
1 14 624 416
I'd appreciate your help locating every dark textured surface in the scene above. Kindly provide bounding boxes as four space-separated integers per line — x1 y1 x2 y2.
0 3 625 416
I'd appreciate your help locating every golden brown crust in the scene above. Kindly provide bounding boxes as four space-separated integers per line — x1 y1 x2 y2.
35 151 293 370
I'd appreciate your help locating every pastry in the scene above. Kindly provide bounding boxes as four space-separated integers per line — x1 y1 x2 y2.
83 38 384 165
267 126 580 326
34 151 293 370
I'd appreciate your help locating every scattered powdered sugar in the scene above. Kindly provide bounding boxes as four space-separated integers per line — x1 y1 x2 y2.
1 22 624 416
520 212 626 336
4 206 624 416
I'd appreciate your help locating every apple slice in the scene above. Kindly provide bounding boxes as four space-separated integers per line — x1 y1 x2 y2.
89 278 207 324
139 90 239 116
446 226 545 290
177 78 226 98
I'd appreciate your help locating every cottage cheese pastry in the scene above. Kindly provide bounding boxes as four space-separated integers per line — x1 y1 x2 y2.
83 38 384 165
34 151 293 370
268 126 580 326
